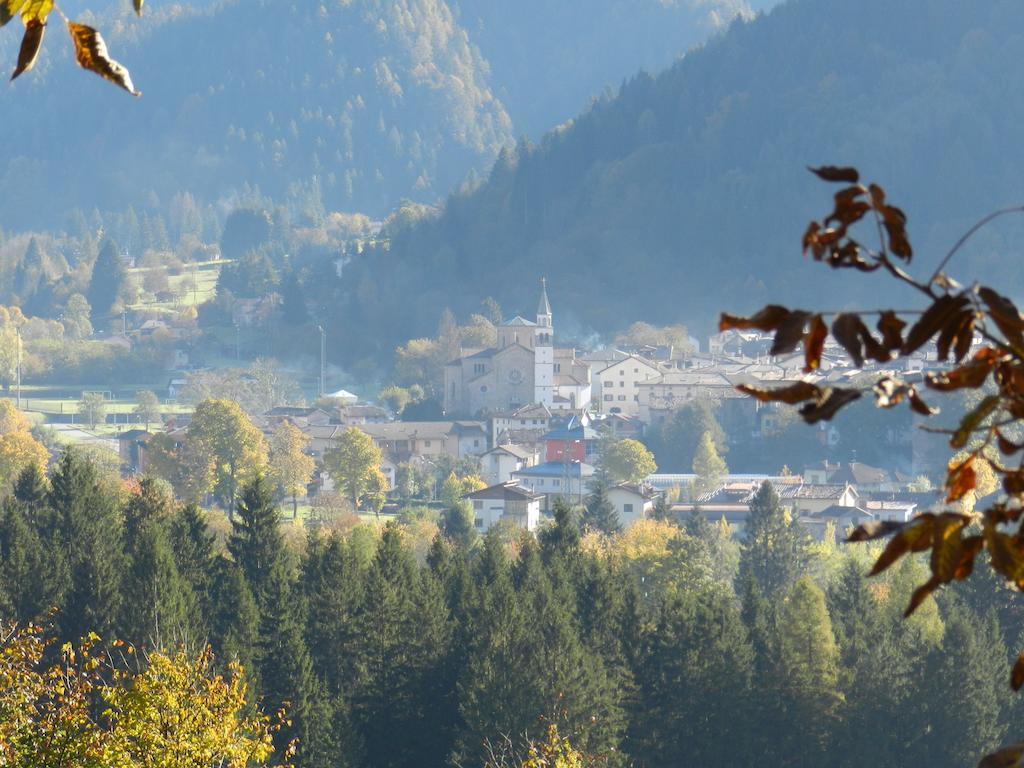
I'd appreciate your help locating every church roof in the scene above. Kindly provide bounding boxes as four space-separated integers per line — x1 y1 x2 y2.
502 315 537 327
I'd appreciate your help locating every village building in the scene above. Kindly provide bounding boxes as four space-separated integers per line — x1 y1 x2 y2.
464 482 545 533
594 354 663 417
480 444 537 486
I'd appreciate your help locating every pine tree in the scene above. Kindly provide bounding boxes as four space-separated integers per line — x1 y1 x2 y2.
538 497 581 562
87 237 127 318
227 474 287 604
168 503 216 610
582 476 621 535
123 476 176 553
13 237 46 302
0 502 64 622
48 449 124 642
441 501 477 549
121 522 198 649
352 523 450 768
635 586 754 766
280 270 309 325
208 556 260 679
919 603 1009 767
257 563 338 768
738 480 810 599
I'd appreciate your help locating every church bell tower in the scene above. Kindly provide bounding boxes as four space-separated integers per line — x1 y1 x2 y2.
534 278 554 406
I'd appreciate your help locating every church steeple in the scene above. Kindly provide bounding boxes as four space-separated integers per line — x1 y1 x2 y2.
534 278 554 407
537 277 552 328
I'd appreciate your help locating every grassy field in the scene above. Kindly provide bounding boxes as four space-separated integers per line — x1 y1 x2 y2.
126 259 223 315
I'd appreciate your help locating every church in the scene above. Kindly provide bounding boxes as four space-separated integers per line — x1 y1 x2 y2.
443 280 591 416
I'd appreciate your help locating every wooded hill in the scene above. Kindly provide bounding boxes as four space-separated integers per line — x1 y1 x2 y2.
0 0 757 231
331 0 1024 361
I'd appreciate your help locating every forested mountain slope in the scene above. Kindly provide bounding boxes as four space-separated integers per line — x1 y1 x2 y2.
0 0 766 232
0 0 512 228
451 0 772 138
333 0 1024 359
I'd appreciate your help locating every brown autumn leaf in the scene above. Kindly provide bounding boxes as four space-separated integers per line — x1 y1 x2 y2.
808 165 860 183
926 357 995 392
11 17 43 81
908 389 938 416
718 305 792 333
831 313 868 367
980 287 1024 350
868 514 935 576
997 431 1022 456
936 308 975 362
902 294 971 355
979 742 1024 768
771 311 811 356
986 529 1024 589
799 386 861 424
877 311 906 355
735 381 821 405
67 21 140 96
1003 471 1024 497
905 576 940 618
803 315 827 372
946 457 976 503
133 0 143 15
846 519 906 543
1013 655 1024 692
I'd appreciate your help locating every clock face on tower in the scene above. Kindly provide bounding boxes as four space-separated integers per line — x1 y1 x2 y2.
507 368 524 385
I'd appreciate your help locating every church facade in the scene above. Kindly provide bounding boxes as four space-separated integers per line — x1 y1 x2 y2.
444 281 590 416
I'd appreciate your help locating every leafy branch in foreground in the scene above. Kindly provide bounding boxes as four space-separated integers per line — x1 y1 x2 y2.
3 0 141 95
722 165 1024 767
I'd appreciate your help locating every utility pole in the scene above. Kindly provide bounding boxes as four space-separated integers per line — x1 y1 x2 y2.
15 326 21 409
317 325 326 398
234 324 240 361
122 308 127 336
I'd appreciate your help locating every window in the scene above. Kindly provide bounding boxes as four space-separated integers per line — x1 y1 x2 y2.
618 395 626 401
604 380 614 388
475 518 484 528
473 500 483 510
623 503 634 514
634 368 639 373
620 381 625 388
424 440 431 447
474 363 485 375
554 363 561 373
604 394 614 402
552 479 560 487
480 385 488 392
473 439 480 447
634 395 640 401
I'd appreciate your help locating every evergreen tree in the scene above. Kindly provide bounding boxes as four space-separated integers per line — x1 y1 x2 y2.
123 477 176 552
48 449 124 642
13 237 46 302
738 481 810 599
227 474 287 603
168 503 216 610
650 491 673 522
538 497 581 562
120 522 198 649
441 501 477 549
87 237 127 318
0 502 63 622
208 557 260 678
12 463 47 510
776 577 842 767
635 586 754 766
257 563 338 768
919 603 1009 767
582 476 621 534
351 523 451 768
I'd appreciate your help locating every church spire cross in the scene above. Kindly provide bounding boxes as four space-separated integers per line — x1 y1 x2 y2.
537 276 552 317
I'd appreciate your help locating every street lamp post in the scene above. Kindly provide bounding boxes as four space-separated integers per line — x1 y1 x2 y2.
317 325 326 399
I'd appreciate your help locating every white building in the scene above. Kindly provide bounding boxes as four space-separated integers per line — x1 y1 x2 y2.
594 355 663 417
511 460 594 511
464 482 544 533
607 483 656 527
480 444 537 486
